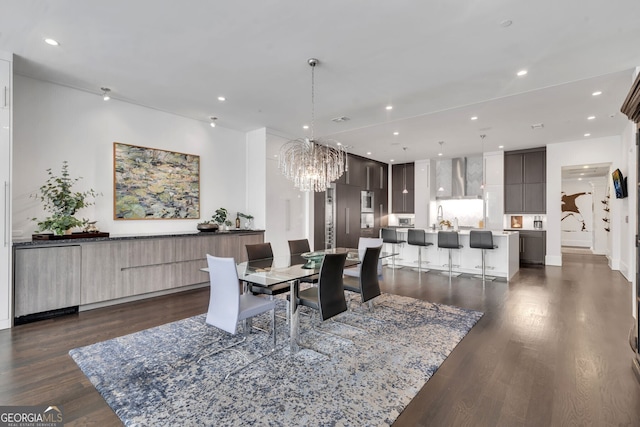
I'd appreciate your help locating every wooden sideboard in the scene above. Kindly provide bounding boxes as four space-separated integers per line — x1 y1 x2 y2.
13 231 264 323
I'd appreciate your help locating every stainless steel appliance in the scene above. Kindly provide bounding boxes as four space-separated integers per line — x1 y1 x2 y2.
361 190 374 212
534 216 543 229
398 217 414 227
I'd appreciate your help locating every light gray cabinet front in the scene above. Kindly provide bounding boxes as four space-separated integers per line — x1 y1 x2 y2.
14 245 81 316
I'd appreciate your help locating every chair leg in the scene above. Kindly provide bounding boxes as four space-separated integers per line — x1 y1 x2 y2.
448 249 453 278
272 307 277 350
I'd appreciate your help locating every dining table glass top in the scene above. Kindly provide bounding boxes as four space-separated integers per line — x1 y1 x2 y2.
235 247 394 288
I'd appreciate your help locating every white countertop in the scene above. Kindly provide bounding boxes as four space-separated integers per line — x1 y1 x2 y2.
391 228 518 236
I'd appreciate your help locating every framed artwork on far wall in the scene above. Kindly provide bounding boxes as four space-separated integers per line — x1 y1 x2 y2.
113 142 200 220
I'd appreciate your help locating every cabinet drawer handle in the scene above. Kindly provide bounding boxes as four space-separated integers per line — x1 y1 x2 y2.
3 86 7 108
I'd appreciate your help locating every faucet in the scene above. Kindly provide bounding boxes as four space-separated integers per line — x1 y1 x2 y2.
437 205 444 225
453 217 459 231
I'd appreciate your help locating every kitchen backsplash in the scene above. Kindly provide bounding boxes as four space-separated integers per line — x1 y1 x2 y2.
433 199 483 227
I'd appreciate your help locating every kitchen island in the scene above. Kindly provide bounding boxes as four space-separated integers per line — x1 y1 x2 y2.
384 228 519 280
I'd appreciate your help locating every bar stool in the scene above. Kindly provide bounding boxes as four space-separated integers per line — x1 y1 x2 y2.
469 230 498 281
381 228 406 270
407 229 433 274
437 231 463 278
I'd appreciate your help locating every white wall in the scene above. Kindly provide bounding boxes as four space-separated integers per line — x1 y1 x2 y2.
264 131 309 257
246 128 267 230
589 177 609 255
13 76 249 237
546 136 622 266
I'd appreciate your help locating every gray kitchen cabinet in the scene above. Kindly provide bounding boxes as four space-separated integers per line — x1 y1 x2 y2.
504 148 546 213
519 230 546 265
14 245 81 317
392 162 415 213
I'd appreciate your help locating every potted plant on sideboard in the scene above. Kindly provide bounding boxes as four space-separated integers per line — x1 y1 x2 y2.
31 161 100 236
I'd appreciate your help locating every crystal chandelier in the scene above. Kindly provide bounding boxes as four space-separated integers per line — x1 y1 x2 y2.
279 58 347 192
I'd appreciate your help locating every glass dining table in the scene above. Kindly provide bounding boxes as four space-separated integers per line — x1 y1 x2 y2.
203 247 395 352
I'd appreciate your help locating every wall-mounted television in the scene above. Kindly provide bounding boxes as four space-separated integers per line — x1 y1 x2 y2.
612 168 628 199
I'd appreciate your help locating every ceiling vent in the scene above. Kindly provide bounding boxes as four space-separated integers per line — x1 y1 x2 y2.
531 123 544 130
331 116 350 123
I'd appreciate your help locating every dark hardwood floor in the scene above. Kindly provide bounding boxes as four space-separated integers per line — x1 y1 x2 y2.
1 252 639 426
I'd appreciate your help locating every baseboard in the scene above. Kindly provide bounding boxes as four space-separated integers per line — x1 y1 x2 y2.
561 240 591 247
14 306 79 325
545 255 562 266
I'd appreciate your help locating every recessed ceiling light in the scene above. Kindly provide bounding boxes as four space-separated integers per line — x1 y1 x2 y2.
217 96 226 102
337 142 342 146
390 159 395 162
587 116 596 120
366 152 372 155
385 105 393 111
500 19 513 27
210 116 217 128
584 133 591 137
592 91 602 96
578 178 582 181
498 145 504 149
580 173 585 176
583 165 589 169
517 70 528 77
303 125 309 129
273 154 278 157
44 38 59 46
393 131 399 136
438 152 443 157
471 116 478 121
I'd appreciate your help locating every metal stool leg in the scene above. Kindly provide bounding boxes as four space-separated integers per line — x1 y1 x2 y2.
482 249 486 282
418 246 422 274
448 248 453 278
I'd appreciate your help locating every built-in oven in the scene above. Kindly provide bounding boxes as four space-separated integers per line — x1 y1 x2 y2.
361 191 374 212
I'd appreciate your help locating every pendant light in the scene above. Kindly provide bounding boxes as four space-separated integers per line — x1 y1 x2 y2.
402 147 408 194
437 141 445 192
480 134 486 189
279 58 347 192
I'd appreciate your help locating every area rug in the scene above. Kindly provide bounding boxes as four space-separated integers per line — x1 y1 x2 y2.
69 293 482 426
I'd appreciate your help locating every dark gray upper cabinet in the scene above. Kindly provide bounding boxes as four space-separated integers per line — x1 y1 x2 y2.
391 162 415 213
504 148 546 213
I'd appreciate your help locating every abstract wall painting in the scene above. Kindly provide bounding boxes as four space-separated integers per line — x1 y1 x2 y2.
113 143 200 220
561 191 592 232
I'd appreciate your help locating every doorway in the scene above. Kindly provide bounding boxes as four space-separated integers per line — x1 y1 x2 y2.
560 163 611 255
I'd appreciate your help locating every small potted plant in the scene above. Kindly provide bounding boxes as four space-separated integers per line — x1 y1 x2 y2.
31 161 99 236
238 212 254 229
212 207 229 230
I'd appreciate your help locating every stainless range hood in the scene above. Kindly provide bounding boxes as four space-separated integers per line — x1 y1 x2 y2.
436 156 483 200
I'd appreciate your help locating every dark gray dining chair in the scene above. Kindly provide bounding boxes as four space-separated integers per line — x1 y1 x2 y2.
246 242 290 320
343 245 382 311
294 252 348 337
438 231 463 278
469 230 498 282
288 239 318 284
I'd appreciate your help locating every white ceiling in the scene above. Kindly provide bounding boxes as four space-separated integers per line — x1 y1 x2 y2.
1 1 639 163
